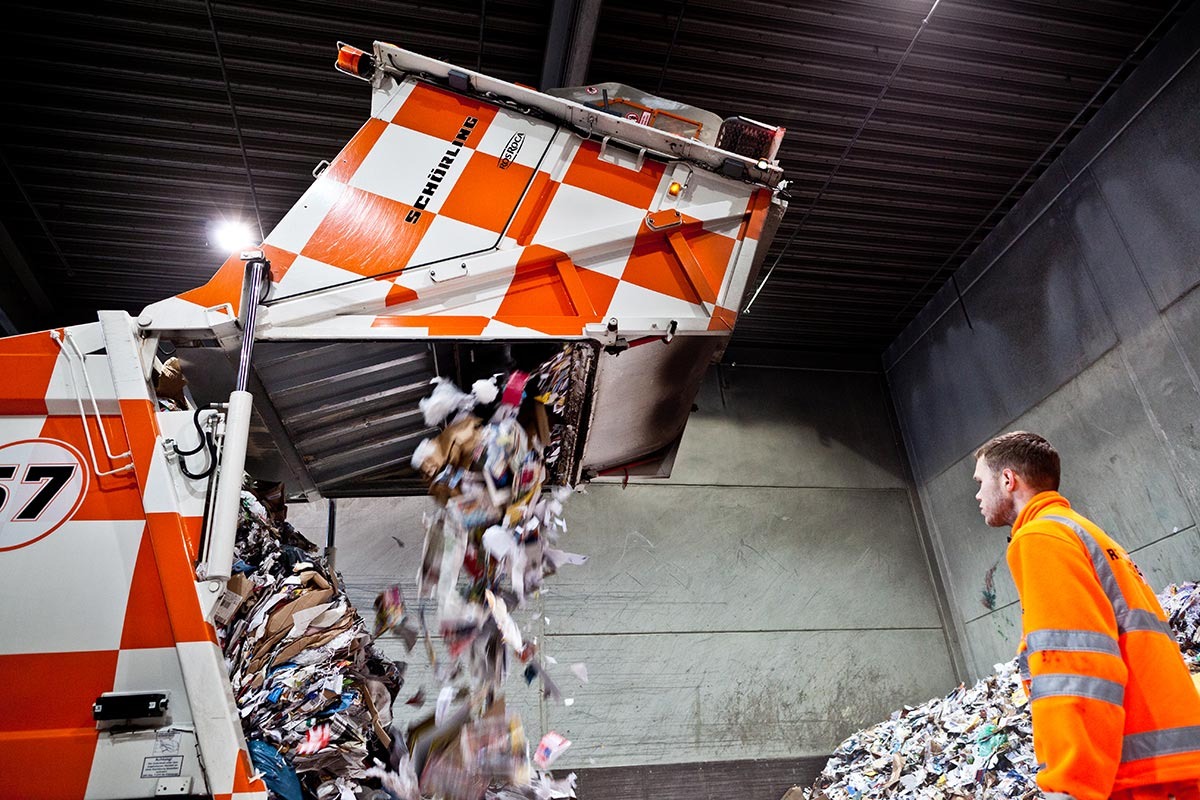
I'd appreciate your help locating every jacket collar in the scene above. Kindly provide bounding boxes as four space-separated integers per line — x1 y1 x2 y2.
1012 490 1070 534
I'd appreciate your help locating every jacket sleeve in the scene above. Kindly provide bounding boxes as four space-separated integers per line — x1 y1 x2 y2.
1007 530 1129 800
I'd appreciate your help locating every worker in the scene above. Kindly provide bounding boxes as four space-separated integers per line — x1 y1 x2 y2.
973 431 1200 800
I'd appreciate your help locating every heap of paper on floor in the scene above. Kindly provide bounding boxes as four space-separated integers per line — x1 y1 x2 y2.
804 582 1200 800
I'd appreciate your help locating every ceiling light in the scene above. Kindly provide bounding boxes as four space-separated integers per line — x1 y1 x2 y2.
211 220 256 252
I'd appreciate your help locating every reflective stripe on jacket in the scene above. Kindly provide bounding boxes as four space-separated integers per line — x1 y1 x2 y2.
1008 492 1200 800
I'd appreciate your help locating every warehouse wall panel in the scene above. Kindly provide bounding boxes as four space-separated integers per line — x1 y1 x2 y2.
1067 173 1200 516
886 11 1200 680
532 628 954 765
884 158 1075 375
668 367 908 490
1165 284 1200 396
890 201 1117 484
962 603 1022 681
550 484 941 633
1126 525 1200 597
289 365 956 784
1085 57 1200 311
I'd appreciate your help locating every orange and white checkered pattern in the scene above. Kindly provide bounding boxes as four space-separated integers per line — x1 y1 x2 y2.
0 315 264 799
149 77 780 341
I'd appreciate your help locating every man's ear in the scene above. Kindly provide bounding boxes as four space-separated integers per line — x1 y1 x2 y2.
1001 468 1016 491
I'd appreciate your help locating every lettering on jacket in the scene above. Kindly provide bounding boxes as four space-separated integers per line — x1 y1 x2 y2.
1102 542 1146 580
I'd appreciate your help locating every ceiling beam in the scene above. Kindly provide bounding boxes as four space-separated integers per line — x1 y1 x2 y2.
539 0 603 90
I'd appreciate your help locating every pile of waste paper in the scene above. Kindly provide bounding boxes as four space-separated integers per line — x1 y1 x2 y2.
805 582 1200 800
216 488 406 800
366 346 586 799
1161 581 1200 667
807 661 1036 800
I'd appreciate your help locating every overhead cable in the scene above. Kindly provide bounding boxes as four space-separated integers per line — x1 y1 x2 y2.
205 0 266 243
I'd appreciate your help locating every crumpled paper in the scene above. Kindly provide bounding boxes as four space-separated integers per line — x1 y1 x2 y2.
1160 581 1200 668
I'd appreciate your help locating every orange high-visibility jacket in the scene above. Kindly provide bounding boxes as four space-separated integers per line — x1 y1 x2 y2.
1008 492 1200 800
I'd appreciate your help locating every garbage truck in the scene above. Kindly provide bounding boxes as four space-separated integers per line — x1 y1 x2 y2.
0 41 786 798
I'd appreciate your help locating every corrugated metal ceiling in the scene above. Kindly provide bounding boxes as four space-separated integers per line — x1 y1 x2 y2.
587 0 1192 365
0 0 1192 367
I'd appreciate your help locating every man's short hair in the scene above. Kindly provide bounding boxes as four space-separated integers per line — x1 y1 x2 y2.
974 431 1060 491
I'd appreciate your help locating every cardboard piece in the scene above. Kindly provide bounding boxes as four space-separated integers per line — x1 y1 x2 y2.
212 573 255 626
417 417 483 478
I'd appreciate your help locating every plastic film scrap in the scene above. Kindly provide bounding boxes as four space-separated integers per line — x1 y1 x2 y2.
799 583 1200 800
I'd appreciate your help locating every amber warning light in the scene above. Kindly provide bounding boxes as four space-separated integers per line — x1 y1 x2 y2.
335 43 375 80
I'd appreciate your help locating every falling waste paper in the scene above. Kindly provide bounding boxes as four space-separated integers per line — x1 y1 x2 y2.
218 345 592 799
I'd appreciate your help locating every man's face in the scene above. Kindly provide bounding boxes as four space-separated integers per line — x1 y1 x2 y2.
973 456 1016 527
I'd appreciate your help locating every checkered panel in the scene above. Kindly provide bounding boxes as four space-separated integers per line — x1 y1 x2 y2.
0 650 118 799
349 122 472 213
407 214 500 266
302 185 433 278
266 180 347 257
157 73 774 343
85 647 204 799
532 182 646 257
0 327 65 415
262 82 559 302
473 113 558 170
562 139 666 209
374 277 517 336
0 519 144 654
274 255 370 299
682 168 753 221
0 415 47 441
323 118 388 185
608 279 709 321
374 130 765 336
507 170 560 247
370 77 416 121
619 216 739 307
436 154 534 234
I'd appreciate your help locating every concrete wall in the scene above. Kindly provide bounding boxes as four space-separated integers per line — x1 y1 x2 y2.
288 365 957 783
884 7 1200 679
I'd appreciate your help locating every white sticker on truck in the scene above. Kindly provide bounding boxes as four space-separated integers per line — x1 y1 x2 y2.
141 755 184 779
154 729 182 754
0 439 88 551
